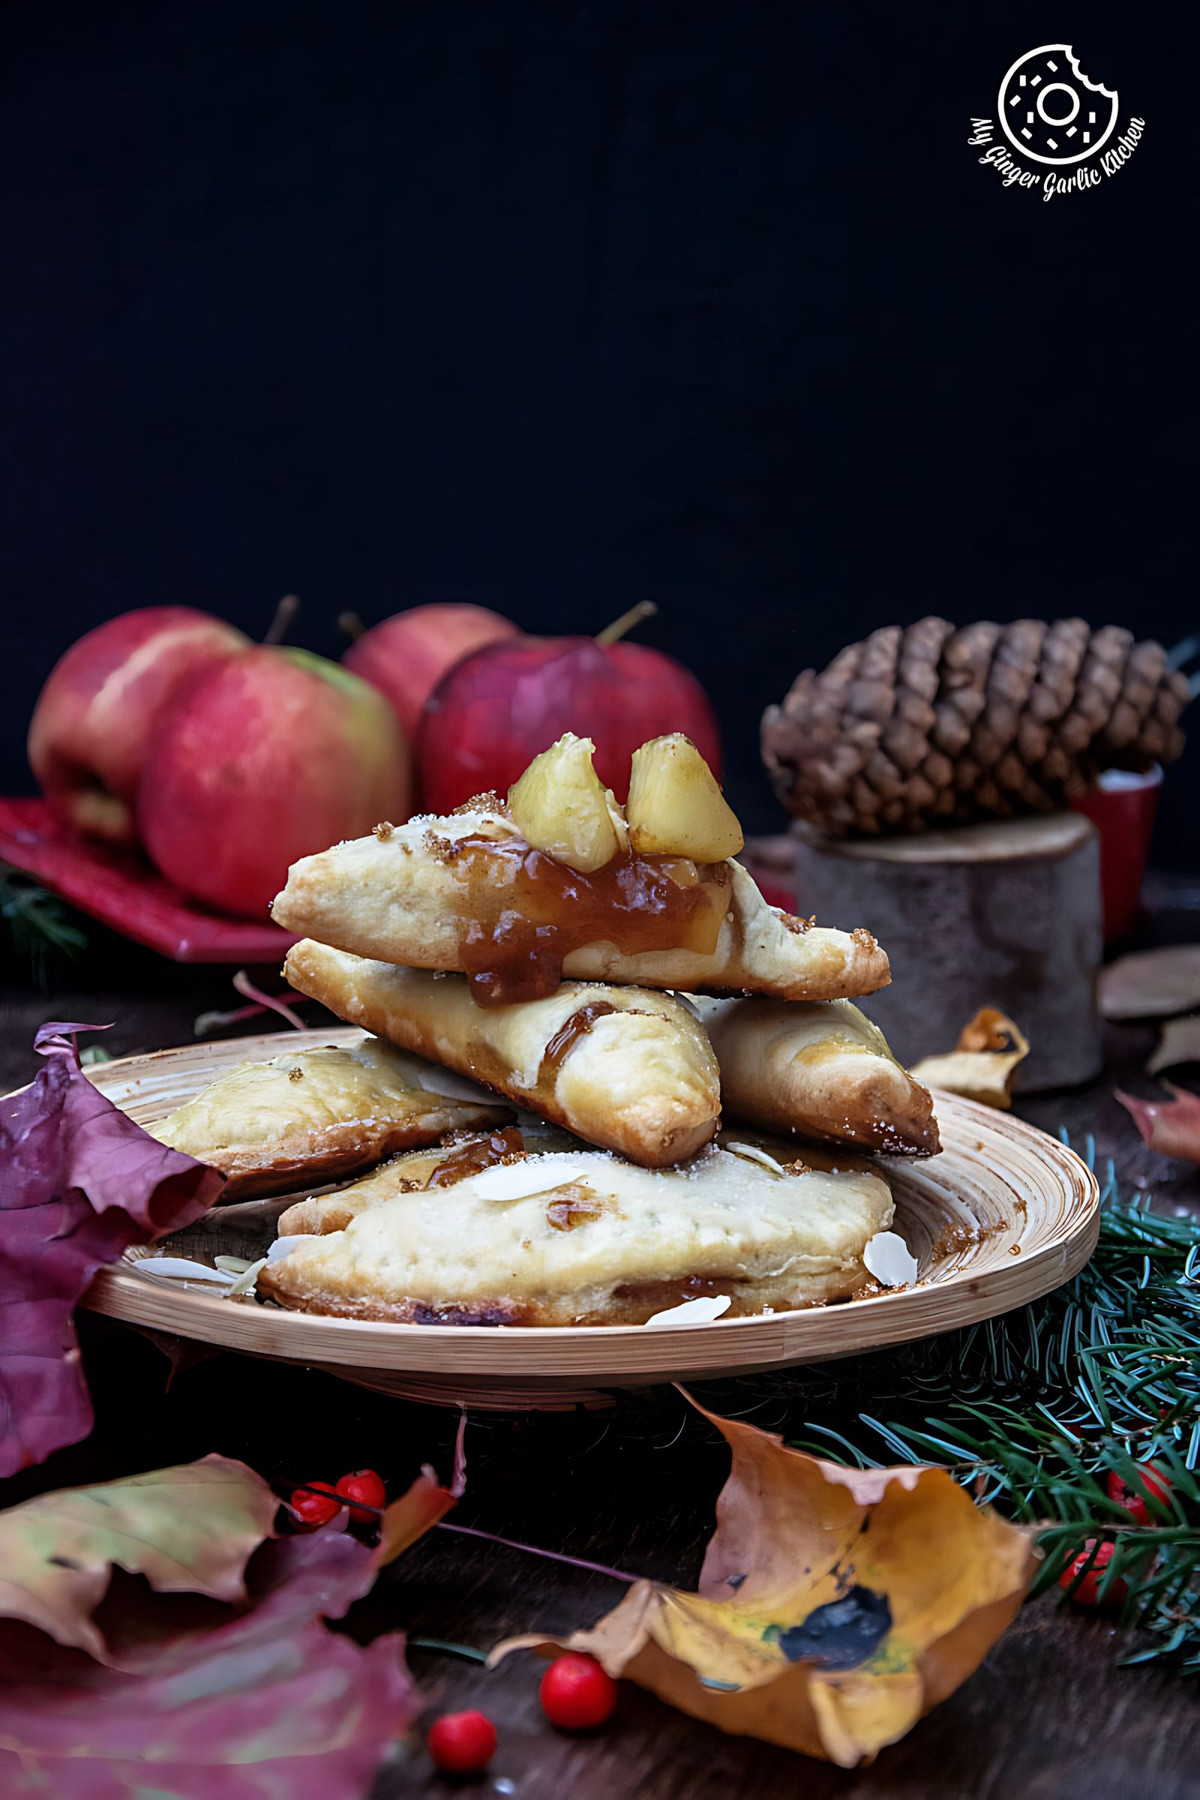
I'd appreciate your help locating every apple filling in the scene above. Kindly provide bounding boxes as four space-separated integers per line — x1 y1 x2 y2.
423 730 746 1007
446 834 732 1006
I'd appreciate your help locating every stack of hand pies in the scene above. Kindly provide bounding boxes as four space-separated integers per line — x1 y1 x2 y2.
154 734 940 1327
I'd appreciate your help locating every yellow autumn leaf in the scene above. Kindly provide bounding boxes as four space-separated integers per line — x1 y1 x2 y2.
909 1007 1029 1109
493 1397 1036 1767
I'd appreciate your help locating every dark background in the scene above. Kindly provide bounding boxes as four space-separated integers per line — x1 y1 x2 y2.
1 1 1195 858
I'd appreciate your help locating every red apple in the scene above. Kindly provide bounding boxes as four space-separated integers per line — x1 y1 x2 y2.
138 647 410 918
418 613 721 813
343 603 520 740
28 607 250 844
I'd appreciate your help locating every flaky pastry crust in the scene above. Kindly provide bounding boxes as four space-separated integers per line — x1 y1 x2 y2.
693 996 940 1157
258 1129 895 1325
271 807 890 1001
149 1037 511 1199
282 940 721 1166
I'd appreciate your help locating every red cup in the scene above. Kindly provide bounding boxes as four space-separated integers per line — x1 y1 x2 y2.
1069 766 1162 945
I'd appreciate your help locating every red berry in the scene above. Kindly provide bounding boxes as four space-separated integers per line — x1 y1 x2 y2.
1105 1462 1172 1526
1059 1539 1127 1609
427 1710 497 1773
288 1481 341 1527
539 1652 618 1731
335 1468 387 1526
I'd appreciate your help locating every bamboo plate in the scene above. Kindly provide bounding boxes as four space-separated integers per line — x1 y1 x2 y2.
82 1027 1100 1410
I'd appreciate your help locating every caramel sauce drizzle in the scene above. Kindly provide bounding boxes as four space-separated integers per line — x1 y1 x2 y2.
538 1001 618 1085
545 1185 613 1232
427 1126 526 1188
440 833 731 1006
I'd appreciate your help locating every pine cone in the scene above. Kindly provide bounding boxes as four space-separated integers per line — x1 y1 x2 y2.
762 618 1191 838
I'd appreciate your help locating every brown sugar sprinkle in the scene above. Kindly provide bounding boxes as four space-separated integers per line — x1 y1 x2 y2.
927 1218 1003 1260
423 830 456 864
850 927 878 950
451 792 507 816
288 1066 304 1082
929 1220 981 1257
781 913 816 935
372 820 395 840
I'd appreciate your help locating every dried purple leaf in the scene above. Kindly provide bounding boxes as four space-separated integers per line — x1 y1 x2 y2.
0 1023 224 1476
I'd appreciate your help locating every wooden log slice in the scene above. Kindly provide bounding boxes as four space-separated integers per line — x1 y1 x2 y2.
791 813 1102 1091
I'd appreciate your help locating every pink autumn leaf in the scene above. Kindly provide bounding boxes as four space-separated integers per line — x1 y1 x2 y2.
1115 1082 1200 1164
0 1531 416 1797
0 1022 225 1477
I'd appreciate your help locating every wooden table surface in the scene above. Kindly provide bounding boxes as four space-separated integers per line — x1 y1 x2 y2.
3 906 1200 1800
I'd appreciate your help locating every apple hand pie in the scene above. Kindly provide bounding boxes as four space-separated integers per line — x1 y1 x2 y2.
148 1036 512 1200
691 996 940 1157
276 1117 579 1235
283 939 722 1167
257 1126 895 1325
271 809 889 1006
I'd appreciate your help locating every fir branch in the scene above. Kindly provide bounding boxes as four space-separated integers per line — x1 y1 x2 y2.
700 1145 1200 1668
0 868 88 983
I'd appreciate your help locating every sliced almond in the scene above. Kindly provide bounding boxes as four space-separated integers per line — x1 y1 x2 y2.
134 1257 235 1285
225 1256 268 1298
863 1231 918 1287
267 1234 312 1264
722 1141 787 1175
626 735 744 862
645 1295 732 1326
507 734 625 873
468 1157 596 1201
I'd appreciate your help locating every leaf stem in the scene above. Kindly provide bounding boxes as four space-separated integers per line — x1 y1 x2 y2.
229 972 308 1032
435 1520 638 1584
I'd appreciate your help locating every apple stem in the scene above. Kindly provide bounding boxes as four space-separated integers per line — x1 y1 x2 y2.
595 600 658 647
263 594 301 646
339 611 366 642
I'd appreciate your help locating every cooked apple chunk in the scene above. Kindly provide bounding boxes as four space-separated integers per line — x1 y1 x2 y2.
507 733 626 873
626 734 744 861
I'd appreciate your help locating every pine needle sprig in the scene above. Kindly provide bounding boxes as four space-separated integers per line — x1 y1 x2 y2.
702 1143 1200 1668
0 868 88 984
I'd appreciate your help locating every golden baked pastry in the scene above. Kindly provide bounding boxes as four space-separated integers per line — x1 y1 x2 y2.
276 1118 577 1235
692 996 940 1157
282 939 721 1167
270 802 889 1005
149 1037 512 1200
258 1125 895 1325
